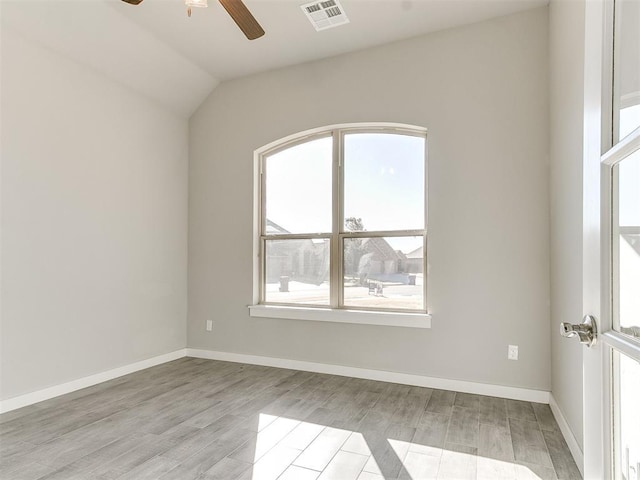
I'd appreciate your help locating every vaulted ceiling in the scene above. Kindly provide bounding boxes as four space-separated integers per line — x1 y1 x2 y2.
2 0 547 116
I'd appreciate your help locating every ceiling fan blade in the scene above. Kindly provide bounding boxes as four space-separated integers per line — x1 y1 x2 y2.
218 0 265 40
121 0 144 4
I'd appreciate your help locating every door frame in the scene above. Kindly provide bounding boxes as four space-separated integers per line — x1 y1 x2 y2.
583 0 640 478
582 0 608 476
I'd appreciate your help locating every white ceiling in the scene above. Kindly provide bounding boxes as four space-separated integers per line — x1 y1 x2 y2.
1 0 547 116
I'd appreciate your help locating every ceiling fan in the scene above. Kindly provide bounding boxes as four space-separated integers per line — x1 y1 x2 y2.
121 0 265 40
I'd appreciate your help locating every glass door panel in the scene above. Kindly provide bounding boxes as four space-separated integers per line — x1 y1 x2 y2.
613 148 640 342
614 351 640 480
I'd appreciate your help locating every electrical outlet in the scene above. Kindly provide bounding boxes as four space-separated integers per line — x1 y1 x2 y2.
508 345 519 360
206 320 213 332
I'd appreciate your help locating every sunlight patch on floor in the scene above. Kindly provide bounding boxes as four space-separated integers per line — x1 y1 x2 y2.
390 438 545 480
245 414 548 480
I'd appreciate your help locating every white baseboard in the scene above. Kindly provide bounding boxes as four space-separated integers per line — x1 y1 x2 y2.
549 393 584 477
0 349 187 414
1 346 552 415
186 348 550 403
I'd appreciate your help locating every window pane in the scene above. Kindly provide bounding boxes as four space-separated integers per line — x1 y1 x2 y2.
613 149 640 341
614 351 640 480
265 137 332 234
614 0 640 142
264 239 330 305
343 236 424 310
343 133 425 232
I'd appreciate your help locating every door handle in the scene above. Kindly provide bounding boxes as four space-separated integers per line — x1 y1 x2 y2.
560 315 597 347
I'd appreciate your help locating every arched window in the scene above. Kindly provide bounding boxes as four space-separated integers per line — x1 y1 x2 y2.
251 124 429 326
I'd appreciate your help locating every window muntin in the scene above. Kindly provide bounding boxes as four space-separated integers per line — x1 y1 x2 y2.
259 126 427 313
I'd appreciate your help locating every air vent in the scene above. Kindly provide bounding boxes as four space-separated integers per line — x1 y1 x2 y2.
300 0 349 31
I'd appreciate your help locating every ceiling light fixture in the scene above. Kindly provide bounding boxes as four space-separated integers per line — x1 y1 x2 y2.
185 0 208 17
121 0 265 40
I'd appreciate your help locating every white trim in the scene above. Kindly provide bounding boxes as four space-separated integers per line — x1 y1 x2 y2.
582 0 608 477
255 122 427 156
0 349 187 414
248 304 431 329
601 125 640 166
186 348 549 403
549 393 585 477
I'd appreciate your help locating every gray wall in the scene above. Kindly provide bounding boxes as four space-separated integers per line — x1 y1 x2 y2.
0 28 188 400
549 0 585 450
189 8 551 391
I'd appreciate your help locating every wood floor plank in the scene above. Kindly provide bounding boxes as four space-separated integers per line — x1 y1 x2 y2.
199 456 252 480
541 429 582 479
158 427 255 480
391 391 430 427
477 424 514 462
357 472 385 480
237 444 301 480
397 451 440 480
228 416 300 464
454 393 481 411
479 396 508 428
514 461 559 480
426 390 456 415
437 444 477 479
280 422 325 451
35 434 147 480
74 433 174 480
318 450 368 480
446 406 479 447
2 408 106 446
341 432 372 456
363 423 415 479
17 425 126 470
114 455 180 480
533 403 560 432
273 371 315 390
358 408 394 432
292 426 351 471
476 456 517 480
161 414 246 461
506 400 537 423
278 465 321 480
0 440 38 463
412 412 450 453
509 418 554 468
0 460 55 480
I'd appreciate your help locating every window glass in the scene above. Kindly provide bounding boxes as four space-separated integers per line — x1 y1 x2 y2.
265 136 332 234
343 236 424 310
614 0 640 142
614 149 640 341
264 239 330 305
614 351 640 480
343 133 425 232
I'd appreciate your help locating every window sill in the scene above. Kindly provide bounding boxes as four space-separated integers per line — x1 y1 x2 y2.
248 305 431 329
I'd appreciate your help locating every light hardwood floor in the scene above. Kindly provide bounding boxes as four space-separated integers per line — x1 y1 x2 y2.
0 357 582 480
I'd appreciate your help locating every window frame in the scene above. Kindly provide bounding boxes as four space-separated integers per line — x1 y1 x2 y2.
251 123 430 327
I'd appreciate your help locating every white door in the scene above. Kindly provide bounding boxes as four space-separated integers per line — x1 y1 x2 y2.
581 1 640 479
